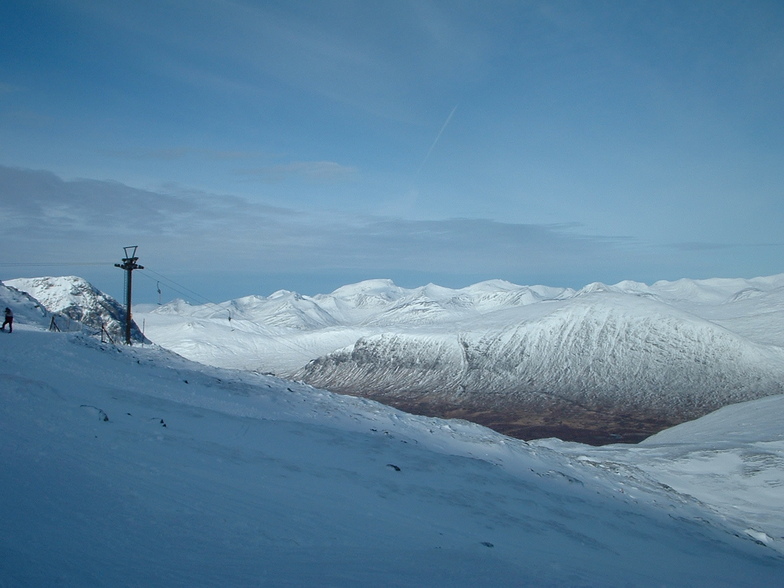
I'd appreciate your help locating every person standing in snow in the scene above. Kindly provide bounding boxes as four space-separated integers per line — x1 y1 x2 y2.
2 307 13 333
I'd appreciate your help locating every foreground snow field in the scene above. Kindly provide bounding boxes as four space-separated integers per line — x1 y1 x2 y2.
2 296 783 585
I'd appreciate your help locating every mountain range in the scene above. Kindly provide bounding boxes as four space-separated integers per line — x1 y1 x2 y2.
125 274 784 444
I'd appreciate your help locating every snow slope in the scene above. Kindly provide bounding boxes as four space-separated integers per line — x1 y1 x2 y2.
135 275 784 441
535 393 784 554
2 283 783 586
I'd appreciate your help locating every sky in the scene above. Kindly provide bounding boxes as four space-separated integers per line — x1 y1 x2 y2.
1 0 783 304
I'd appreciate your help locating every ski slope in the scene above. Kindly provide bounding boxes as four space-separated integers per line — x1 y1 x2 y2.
1 283 783 585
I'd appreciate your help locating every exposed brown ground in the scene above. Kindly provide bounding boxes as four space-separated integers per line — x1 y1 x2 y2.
435 407 677 445
338 392 679 445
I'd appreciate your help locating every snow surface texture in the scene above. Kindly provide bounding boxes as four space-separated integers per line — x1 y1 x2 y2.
534 393 784 556
5 275 146 343
1 282 783 586
134 275 784 442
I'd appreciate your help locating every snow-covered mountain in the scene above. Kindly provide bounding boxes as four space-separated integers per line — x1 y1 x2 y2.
4 275 146 343
2 282 783 585
136 274 784 443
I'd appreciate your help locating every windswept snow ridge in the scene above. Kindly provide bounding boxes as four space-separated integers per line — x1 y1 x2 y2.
1 284 783 585
137 274 784 443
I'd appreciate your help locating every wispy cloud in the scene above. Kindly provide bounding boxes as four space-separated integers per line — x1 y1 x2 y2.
102 147 192 161
668 241 783 253
237 161 358 184
101 147 273 162
0 165 618 269
6 165 773 300
669 241 734 252
0 164 648 286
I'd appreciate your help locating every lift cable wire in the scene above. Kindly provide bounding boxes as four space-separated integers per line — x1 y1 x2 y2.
0 261 111 268
141 268 219 307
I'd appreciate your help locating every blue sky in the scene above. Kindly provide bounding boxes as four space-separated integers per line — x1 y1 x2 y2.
1 0 783 304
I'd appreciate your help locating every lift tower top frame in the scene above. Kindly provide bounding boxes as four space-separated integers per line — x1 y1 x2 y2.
114 246 143 345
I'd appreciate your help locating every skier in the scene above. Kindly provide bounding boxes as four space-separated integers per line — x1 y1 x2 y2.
2 307 13 333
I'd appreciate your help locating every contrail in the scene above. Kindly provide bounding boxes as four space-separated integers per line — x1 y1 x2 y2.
416 104 458 177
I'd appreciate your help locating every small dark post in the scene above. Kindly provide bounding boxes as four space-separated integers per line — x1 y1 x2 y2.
115 246 144 345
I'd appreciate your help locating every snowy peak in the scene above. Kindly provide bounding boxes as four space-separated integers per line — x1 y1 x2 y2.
649 274 784 303
326 278 403 297
262 294 338 330
6 276 102 310
5 276 145 343
317 279 574 326
314 279 409 320
150 278 576 331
